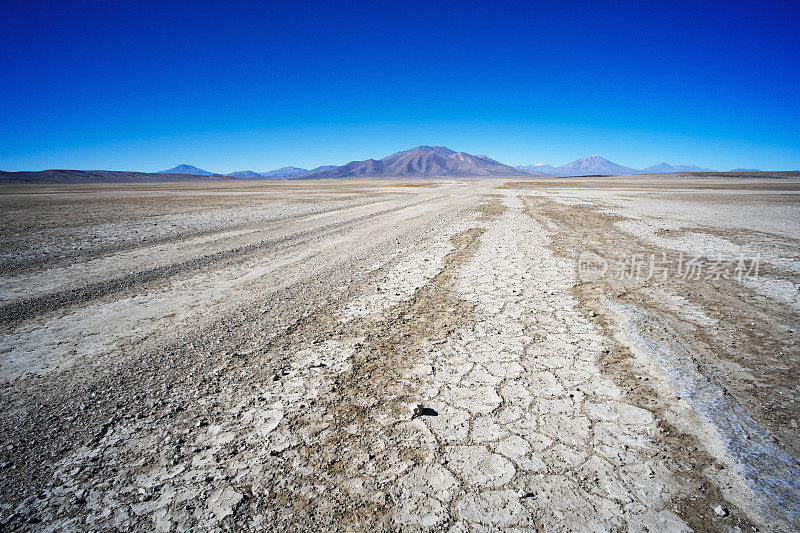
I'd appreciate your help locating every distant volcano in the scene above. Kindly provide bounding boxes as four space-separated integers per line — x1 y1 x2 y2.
547 155 640 176
298 146 541 179
158 164 215 175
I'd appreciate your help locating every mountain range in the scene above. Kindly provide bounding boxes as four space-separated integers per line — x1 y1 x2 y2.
642 162 715 173
290 152 722 178
158 164 354 179
159 164 314 179
152 151 761 179
4 156 780 184
520 158 718 176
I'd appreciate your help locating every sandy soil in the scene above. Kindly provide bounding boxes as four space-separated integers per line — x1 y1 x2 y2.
0 175 798 531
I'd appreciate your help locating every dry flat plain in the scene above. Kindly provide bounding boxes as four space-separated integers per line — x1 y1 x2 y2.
0 175 799 531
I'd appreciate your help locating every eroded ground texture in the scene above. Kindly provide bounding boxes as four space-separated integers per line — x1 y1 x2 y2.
1 176 799 531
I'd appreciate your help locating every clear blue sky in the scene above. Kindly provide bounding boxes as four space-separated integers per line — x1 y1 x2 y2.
1 0 798 172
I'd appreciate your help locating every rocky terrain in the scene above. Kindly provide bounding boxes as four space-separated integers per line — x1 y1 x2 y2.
0 175 798 531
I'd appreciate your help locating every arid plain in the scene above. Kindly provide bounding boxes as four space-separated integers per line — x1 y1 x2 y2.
1 175 799 531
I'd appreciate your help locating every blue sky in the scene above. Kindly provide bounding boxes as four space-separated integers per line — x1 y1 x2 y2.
1 0 798 172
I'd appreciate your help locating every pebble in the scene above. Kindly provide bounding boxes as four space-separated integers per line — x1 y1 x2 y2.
713 505 729 517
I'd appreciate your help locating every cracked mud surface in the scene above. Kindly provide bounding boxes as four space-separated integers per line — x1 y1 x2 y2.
1 176 799 531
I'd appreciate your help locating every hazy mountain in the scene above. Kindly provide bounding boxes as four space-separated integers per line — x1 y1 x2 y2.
260 166 308 178
549 155 640 176
158 164 215 175
729 168 762 172
643 162 715 173
227 170 264 179
306 165 337 173
298 146 532 179
292 166 337 178
516 164 555 174
0 170 234 183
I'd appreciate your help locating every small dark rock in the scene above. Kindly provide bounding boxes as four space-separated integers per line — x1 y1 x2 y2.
412 404 438 418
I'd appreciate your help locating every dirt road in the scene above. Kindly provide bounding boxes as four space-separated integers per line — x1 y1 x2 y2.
1 176 798 531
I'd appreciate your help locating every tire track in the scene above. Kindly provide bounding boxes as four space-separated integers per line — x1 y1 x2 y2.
0 194 450 325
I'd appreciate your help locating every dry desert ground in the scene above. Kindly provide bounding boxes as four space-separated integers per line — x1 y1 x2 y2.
1 175 799 531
